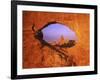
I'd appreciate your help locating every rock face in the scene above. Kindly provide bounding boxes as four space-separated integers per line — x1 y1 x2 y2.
23 11 90 68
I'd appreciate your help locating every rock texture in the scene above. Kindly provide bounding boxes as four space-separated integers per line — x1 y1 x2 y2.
23 11 90 68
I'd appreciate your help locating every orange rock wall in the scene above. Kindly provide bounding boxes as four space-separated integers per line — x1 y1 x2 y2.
23 11 90 68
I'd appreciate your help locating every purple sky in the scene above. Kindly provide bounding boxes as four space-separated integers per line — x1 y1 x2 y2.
42 23 77 43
